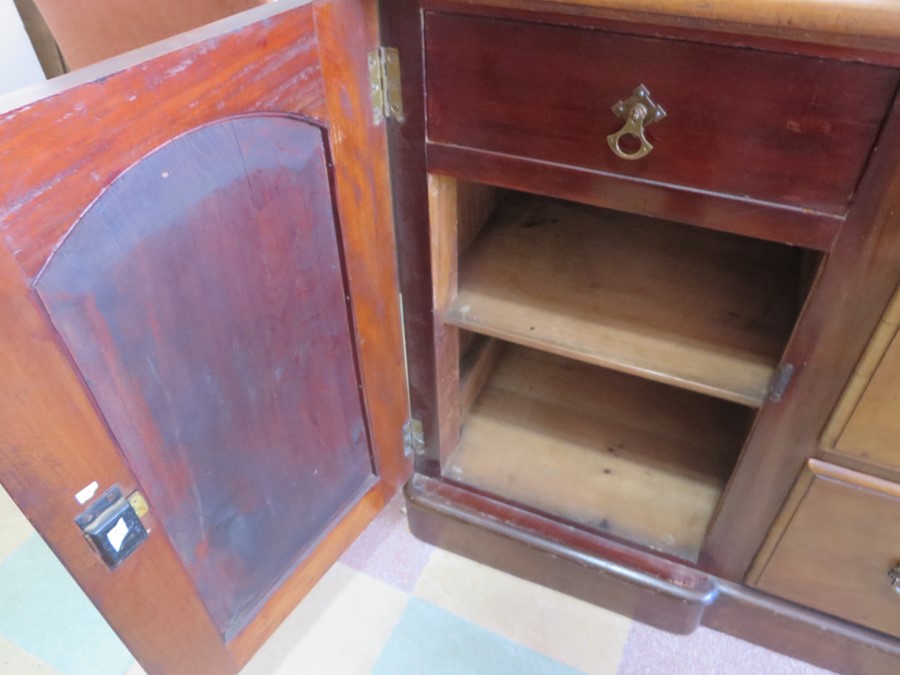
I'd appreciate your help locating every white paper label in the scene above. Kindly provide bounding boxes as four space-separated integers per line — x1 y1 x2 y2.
107 517 129 552
75 481 99 505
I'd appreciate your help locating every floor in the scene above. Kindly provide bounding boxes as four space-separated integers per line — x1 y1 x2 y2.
0 484 834 675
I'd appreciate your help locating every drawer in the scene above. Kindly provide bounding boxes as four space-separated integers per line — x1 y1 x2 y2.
750 460 900 638
823 289 900 477
425 12 898 219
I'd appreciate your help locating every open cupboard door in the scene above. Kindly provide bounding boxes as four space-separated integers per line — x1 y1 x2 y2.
0 1 411 672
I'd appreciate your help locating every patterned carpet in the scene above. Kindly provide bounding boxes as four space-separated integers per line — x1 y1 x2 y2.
0 485 833 674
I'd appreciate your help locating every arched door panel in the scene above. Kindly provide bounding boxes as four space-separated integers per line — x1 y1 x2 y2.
36 115 373 638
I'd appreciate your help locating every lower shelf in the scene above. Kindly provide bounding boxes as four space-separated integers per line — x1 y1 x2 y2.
445 344 752 561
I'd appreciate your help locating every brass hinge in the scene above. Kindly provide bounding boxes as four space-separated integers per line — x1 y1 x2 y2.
368 47 404 124
402 417 424 457
768 363 795 403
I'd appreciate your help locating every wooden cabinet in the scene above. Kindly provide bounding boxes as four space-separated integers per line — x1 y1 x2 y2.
425 11 897 221
35 117 380 639
824 288 900 477
750 460 900 640
0 2 409 672
399 2 900 673
2 1 900 673
744 287 900 649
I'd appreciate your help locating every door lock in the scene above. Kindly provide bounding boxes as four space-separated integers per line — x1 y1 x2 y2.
75 485 148 570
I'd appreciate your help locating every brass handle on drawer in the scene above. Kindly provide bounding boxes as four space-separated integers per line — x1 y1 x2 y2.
889 564 900 593
607 85 666 161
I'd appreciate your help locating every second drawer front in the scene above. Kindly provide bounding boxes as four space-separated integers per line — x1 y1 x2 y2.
752 460 900 638
425 12 898 216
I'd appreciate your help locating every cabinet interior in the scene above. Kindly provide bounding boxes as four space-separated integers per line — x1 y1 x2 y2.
428 175 821 563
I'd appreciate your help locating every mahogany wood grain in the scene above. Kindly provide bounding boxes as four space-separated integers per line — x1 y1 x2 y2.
228 0 414 661
226 479 396 665
0 6 332 672
425 12 898 217
312 0 410 492
422 0 900 59
703 95 900 580
36 116 374 639
448 0 900 40
0 1 411 670
446 345 750 561
751 460 900 639
380 0 443 475
705 580 900 675
0 238 237 674
397 1 900 668
428 144 841 252
447 194 802 406
0 3 325 281
406 472 900 675
406 473 719 634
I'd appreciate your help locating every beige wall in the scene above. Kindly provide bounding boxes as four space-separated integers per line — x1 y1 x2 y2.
0 0 45 97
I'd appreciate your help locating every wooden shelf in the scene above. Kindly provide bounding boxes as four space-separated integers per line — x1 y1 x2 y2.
445 345 751 561
446 195 802 407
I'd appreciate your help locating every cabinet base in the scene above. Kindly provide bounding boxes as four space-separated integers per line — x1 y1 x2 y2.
405 474 900 675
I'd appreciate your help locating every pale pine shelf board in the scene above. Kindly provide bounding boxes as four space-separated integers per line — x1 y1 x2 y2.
446 195 801 407
445 345 752 562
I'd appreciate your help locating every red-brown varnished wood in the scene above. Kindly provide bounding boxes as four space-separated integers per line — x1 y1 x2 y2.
400 2 900 671
703 95 900 580
0 1 411 671
0 241 237 673
427 134 841 251
406 474 900 675
381 0 446 476
705 580 900 675
226 0 414 663
227 481 398 665
312 0 410 492
36 115 374 640
425 12 898 219
405 474 718 634
750 461 900 640
0 4 325 281
0 6 332 672
422 0 900 63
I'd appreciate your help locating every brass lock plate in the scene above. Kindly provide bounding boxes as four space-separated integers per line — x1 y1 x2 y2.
611 84 666 126
607 84 666 161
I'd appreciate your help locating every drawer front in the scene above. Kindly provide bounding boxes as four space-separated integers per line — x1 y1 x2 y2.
425 12 898 216
825 289 900 476
751 460 900 638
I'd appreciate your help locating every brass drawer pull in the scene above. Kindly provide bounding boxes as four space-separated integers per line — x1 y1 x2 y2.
889 564 900 593
607 85 666 161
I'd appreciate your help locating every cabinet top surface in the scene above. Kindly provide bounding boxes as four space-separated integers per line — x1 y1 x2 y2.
440 0 900 41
